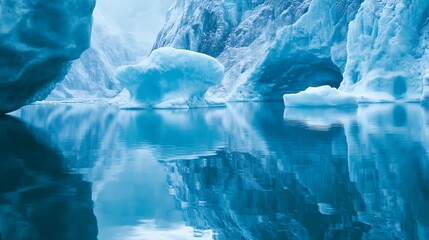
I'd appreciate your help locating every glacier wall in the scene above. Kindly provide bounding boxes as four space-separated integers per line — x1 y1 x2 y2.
154 0 429 103
341 0 429 102
0 0 95 113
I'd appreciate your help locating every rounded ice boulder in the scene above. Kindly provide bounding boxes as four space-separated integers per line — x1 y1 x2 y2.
0 0 95 113
116 47 225 108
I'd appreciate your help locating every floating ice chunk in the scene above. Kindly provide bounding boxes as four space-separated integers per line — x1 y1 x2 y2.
283 86 357 107
116 47 225 108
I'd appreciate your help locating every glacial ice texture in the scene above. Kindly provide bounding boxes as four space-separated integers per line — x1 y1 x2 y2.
116 47 225 108
0 0 95 113
340 0 429 102
155 0 429 103
154 0 361 101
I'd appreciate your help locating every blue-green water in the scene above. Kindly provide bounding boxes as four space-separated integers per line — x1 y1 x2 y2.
1 103 428 240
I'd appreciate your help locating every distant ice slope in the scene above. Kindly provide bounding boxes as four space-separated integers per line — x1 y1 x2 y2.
154 0 429 103
46 9 139 101
0 0 95 113
47 0 173 102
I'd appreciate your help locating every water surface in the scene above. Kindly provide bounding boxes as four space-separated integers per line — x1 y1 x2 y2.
1 103 428 240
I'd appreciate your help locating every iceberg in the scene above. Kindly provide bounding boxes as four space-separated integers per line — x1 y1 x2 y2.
0 0 95 113
116 47 225 108
283 86 357 107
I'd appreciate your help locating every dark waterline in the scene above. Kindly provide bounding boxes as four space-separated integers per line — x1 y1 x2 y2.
1 103 428 240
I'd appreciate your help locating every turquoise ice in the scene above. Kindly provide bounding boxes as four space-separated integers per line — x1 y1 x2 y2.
116 47 225 108
0 0 95 113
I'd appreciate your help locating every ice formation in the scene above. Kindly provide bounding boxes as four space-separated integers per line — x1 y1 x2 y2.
4 0 429 109
46 0 173 102
116 47 225 108
340 0 429 102
46 9 137 101
0 0 95 113
154 0 360 101
283 86 357 107
154 0 429 104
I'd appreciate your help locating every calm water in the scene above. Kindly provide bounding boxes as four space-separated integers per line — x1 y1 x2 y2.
0 103 428 240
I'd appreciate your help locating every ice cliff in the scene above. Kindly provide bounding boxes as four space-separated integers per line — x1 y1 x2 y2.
340 0 429 102
0 0 95 113
154 0 429 103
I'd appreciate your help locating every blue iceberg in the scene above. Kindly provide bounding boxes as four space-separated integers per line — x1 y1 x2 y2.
116 47 225 108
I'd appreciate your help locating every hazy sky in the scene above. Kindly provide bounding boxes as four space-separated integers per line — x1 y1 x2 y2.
95 0 173 49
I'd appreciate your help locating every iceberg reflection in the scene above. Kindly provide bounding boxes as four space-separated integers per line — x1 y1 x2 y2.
10 103 429 239
0 116 97 240
164 104 429 239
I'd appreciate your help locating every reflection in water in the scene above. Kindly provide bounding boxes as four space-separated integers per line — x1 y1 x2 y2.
10 103 429 239
0 116 97 240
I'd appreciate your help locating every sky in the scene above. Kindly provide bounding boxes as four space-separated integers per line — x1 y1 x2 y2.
95 0 173 49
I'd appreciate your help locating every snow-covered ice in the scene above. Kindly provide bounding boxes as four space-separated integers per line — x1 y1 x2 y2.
3 0 429 110
154 0 359 101
340 0 429 102
283 86 357 107
155 0 429 104
116 47 225 108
